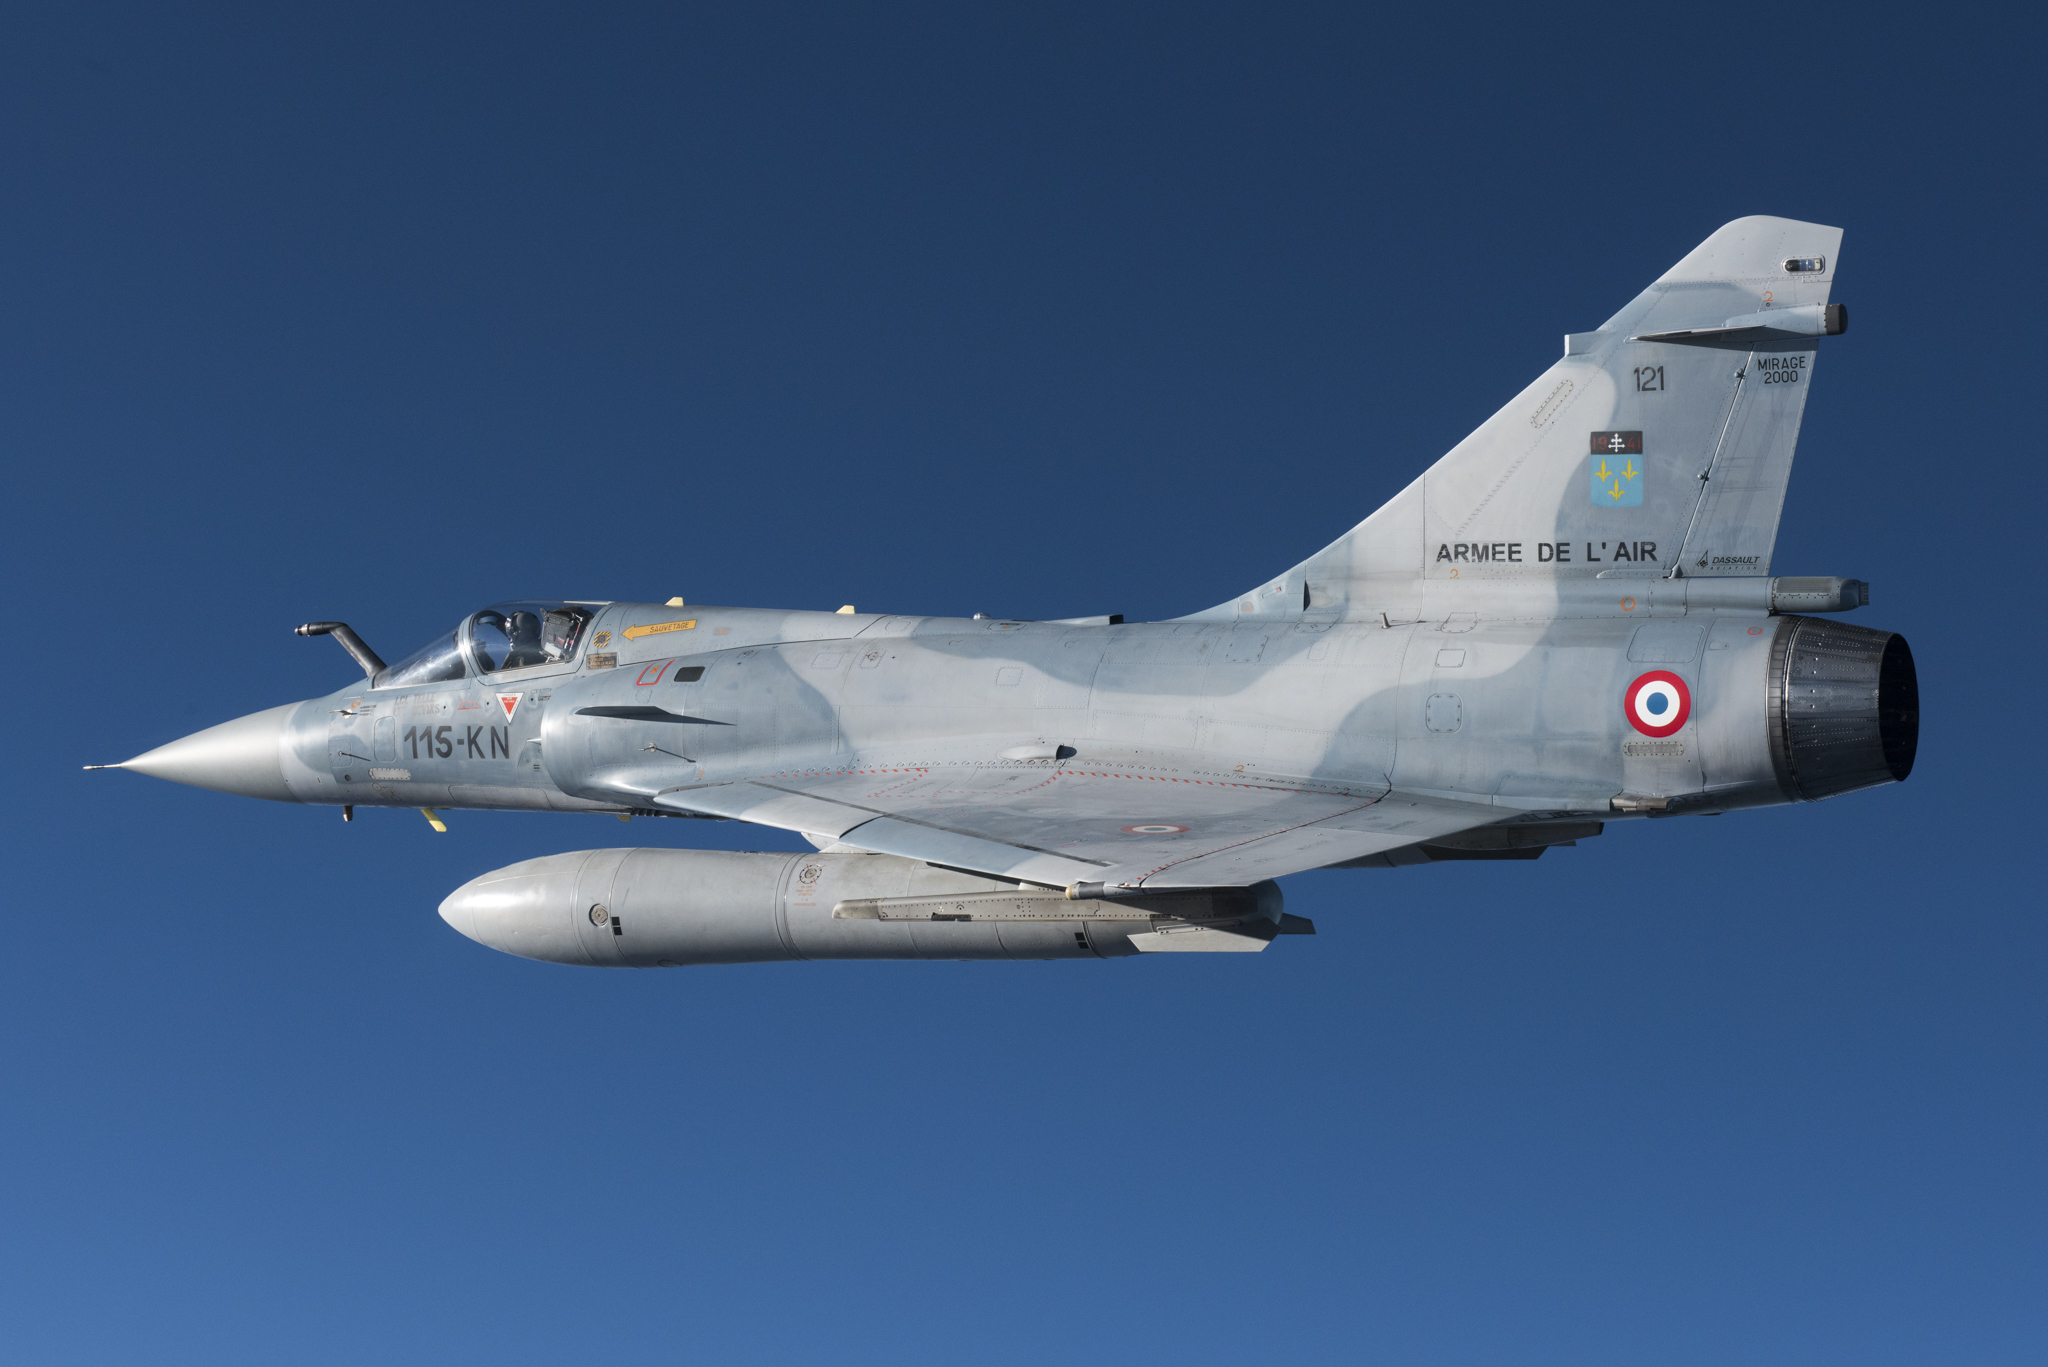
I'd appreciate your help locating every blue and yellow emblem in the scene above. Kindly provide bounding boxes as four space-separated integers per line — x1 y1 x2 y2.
1589 430 1643 507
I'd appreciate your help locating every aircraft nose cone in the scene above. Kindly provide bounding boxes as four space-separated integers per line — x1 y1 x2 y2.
439 856 592 964
119 703 297 802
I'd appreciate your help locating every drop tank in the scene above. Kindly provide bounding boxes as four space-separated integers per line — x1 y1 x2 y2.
439 849 1307 966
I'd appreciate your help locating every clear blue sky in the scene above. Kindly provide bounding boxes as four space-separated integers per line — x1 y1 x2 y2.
5 4 2043 1363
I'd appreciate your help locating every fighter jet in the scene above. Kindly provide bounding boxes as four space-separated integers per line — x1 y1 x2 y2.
100 216 1917 968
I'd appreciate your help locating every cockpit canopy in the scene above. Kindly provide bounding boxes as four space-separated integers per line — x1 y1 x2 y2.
374 602 600 689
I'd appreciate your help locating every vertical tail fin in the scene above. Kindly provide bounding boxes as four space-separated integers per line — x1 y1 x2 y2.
1203 216 1845 619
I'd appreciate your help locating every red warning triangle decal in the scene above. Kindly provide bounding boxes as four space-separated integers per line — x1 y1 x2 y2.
497 693 522 723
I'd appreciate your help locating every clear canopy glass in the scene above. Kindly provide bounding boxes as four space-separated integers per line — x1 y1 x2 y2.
373 630 465 689
373 602 600 689
468 602 597 675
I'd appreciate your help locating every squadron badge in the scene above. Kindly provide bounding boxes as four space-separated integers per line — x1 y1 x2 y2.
1590 431 1644 507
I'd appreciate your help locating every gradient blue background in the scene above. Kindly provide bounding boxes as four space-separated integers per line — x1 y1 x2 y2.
5 4 2043 1362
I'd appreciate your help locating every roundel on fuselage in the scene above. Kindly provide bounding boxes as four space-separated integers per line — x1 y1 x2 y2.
1625 670 1691 738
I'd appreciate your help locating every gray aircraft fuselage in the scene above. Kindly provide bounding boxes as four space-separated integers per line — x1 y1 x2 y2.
109 215 1921 965
171 588 1907 837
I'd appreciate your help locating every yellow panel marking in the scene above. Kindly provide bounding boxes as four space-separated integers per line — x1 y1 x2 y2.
622 619 697 641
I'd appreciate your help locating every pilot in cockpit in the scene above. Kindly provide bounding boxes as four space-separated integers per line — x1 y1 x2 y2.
500 611 549 670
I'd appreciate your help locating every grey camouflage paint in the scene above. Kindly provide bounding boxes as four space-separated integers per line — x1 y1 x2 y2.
116 217 1918 959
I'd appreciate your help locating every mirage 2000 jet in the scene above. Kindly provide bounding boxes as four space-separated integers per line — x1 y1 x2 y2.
101 216 1917 969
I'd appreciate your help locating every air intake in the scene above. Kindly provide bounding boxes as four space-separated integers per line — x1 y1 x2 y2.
1767 616 1919 801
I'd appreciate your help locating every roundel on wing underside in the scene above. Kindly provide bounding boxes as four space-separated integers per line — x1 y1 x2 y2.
1624 670 1691 738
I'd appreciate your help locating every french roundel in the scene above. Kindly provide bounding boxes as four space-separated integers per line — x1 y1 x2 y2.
1624 670 1690 738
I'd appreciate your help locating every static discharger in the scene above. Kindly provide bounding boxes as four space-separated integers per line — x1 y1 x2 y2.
419 808 448 833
